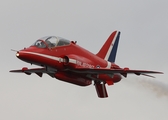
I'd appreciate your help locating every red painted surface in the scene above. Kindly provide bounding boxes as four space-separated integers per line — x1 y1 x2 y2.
10 31 162 98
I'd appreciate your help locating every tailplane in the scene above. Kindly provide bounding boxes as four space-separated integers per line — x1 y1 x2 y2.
96 31 120 63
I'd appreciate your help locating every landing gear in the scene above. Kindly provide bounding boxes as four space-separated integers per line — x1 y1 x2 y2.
94 81 108 98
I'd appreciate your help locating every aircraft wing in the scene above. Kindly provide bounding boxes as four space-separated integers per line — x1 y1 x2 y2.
10 68 46 73
10 67 56 77
72 68 163 78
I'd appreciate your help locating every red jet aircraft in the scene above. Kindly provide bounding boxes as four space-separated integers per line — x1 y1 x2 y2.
10 31 162 98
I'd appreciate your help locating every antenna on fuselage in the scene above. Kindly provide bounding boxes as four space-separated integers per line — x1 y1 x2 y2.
71 41 77 44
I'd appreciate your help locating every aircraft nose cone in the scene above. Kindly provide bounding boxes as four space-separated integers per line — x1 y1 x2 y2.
16 51 24 59
15 50 29 61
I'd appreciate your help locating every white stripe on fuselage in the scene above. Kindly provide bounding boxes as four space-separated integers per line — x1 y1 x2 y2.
69 58 76 64
106 61 111 69
21 51 111 69
21 51 61 61
104 31 118 61
21 51 77 66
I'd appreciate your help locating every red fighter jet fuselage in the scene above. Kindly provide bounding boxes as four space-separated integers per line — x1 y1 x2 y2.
10 31 162 98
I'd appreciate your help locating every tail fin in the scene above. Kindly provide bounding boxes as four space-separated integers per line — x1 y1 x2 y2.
96 31 120 63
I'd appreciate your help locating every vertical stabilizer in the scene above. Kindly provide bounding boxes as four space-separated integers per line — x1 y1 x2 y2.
96 31 120 63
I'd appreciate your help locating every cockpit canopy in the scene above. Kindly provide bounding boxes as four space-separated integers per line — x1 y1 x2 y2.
32 36 71 48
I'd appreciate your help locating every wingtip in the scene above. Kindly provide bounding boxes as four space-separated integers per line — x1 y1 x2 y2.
9 70 18 72
159 72 164 74
9 70 14 72
154 71 164 74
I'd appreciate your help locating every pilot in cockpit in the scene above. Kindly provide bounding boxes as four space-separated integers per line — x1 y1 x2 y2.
32 36 70 48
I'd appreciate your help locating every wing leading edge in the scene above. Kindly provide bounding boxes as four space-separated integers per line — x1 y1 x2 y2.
10 67 56 77
10 67 46 73
71 68 163 78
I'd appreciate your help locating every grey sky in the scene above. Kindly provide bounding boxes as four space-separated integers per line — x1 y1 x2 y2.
0 0 168 120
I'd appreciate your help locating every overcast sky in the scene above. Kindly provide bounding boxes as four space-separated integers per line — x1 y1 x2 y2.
0 0 168 120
